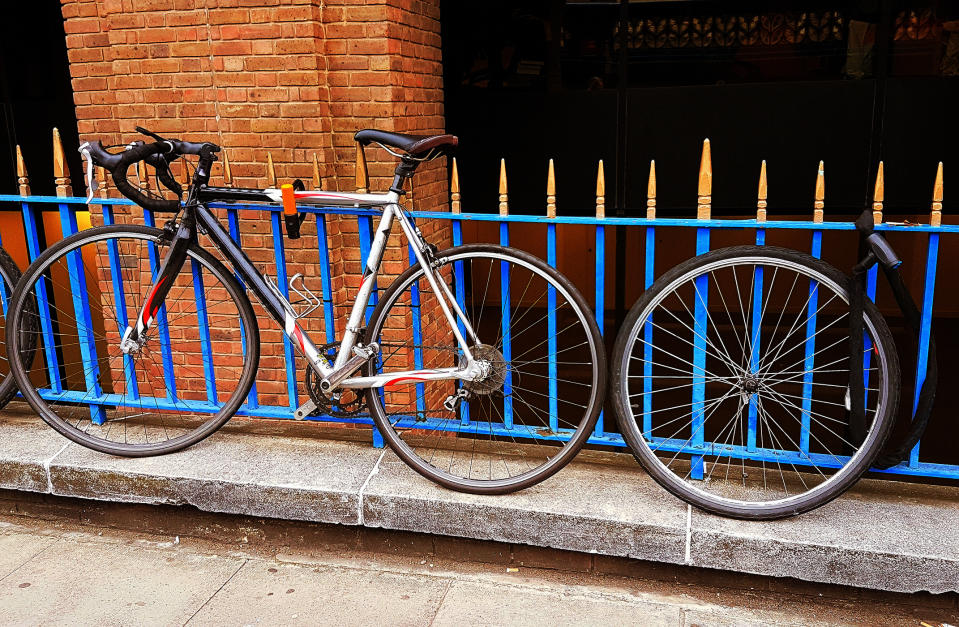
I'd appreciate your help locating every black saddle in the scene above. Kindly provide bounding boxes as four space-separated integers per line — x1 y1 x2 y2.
354 129 457 158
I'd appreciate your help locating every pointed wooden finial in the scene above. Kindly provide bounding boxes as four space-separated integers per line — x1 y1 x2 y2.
697 139 711 220
266 152 277 188
757 160 767 222
311 153 321 190
931 162 943 227
546 159 556 219
97 165 109 199
137 158 151 192
813 160 825 223
647 160 656 219
408 176 415 210
53 127 72 197
222 150 233 187
355 142 369 193
595 160 605 219
872 161 884 225
498 158 508 216
451 157 461 214
15 145 30 196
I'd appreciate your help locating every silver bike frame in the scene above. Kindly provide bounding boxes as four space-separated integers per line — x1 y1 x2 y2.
259 187 482 390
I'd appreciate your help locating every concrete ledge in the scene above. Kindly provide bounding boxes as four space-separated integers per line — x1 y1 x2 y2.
1 408 957 594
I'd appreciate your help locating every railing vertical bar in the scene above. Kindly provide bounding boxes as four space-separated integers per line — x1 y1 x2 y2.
143 209 178 401
315 214 336 345
593 223 605 436
357 213 383 447
499 220 513 429
747 231 764 454
21 201 62 392
546 221 558 433
691 141 711 480
692 227 709 479
357 215 377 323
451 219 471 425
643 160 657 436
407 242 426 420
58 202 107 423
909 232 939 468
191 258 218 404
799 230 823 453
227 208 259 409
270 210 297 410
102 205 139 400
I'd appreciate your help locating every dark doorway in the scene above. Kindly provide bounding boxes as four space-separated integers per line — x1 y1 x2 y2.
0 2 82 197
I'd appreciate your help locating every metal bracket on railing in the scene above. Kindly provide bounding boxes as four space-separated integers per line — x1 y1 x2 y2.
265 273 321 320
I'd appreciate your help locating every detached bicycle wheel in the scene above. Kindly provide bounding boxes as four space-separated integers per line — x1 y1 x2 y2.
364 244 606 494
611 246 900 519
0 247 37 409
6 225 259 456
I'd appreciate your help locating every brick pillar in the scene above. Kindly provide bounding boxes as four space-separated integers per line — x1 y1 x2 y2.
60 0 450 408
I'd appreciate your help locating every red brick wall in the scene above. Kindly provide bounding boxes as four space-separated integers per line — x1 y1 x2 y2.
59 0 451 409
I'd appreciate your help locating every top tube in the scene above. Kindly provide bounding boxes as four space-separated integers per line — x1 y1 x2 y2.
198 186 400 209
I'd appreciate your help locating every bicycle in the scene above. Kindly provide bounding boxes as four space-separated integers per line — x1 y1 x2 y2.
5 127 607 495
609 214 927 519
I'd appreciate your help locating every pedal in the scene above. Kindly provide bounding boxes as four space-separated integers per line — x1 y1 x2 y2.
293 399 317 420
443 388 470 412
320 343 378 392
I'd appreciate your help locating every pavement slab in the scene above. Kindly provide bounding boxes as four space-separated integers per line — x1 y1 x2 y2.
429 580 681 626
0 534 244 625
188 561 450 626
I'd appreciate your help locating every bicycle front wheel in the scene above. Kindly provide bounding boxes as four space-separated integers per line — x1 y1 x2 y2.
364 244 607 494
6 225 259 456
611 246 900 519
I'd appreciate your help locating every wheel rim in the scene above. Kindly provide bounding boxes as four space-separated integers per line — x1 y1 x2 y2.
367 250 603 490
618 255 892 512
11 229 255 453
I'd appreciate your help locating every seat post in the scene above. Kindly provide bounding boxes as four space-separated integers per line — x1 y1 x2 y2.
389 156 418 195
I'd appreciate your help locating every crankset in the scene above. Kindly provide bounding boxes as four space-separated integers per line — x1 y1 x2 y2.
302 342 367 418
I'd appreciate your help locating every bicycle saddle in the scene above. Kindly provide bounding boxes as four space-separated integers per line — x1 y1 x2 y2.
354 129 457 158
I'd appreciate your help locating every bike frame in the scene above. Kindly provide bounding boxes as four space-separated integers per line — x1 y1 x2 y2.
122 184 484 392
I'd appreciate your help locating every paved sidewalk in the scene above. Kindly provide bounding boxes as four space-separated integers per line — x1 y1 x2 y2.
1 407 958 594
0 512 954 626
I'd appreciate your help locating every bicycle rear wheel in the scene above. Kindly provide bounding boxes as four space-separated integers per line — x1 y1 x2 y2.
6 225 259 456
611 246 900 519
364 244 606 494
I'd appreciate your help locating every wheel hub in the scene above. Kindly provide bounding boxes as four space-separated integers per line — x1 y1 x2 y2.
740 373 761 394
464 344 507 395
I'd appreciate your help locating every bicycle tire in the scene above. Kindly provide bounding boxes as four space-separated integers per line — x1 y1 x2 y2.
6 225 260 456
611 245 900 519
364 244 607 494
0 246 38 409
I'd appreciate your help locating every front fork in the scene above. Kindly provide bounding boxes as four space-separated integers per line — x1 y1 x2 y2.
120 216 194 354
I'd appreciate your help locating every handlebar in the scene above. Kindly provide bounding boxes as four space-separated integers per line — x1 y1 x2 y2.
79 128 220 213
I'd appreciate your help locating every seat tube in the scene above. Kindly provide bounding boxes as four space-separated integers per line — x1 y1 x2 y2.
336 203 396 367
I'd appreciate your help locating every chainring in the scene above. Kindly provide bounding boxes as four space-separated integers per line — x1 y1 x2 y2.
304 343 366 418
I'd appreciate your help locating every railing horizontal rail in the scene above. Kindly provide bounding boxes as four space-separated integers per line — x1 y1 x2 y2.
1 192 955 483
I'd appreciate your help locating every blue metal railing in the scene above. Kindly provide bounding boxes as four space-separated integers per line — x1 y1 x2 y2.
0 192 954 481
